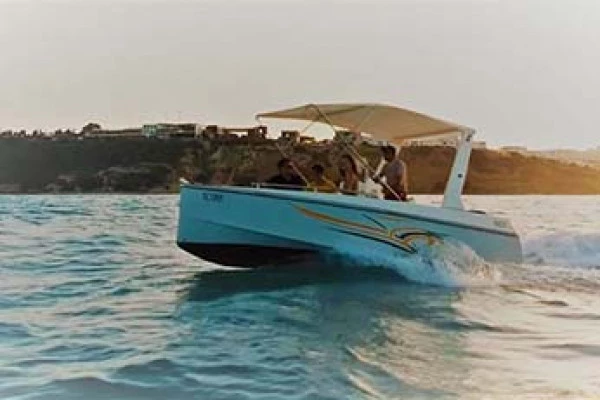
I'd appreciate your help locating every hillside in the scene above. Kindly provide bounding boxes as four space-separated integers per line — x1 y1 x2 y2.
1 137 599 194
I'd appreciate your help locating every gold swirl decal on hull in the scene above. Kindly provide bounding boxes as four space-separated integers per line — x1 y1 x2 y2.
295 205 441 254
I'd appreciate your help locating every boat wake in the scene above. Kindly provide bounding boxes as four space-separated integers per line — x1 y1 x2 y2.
330 228 600 289
330 239 500 287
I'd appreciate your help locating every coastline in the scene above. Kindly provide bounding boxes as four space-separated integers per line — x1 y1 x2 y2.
2 137 600 195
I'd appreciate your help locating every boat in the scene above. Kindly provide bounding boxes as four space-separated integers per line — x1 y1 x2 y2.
177 103 522 267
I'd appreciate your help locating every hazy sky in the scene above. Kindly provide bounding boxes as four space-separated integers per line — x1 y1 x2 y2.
1 0 599 149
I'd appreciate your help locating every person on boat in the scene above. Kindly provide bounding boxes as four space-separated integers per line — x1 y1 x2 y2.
308 164 337 193
338 154 360 195
373 145 408 201
210 167 235 185
266 158 306 189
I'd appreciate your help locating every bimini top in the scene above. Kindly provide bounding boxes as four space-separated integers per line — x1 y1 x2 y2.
256 103 471 144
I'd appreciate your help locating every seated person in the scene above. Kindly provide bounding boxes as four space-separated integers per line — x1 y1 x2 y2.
266 158 306 189
338 154 360 195
308 164 337 193
373 145 408 201
210 167 234 185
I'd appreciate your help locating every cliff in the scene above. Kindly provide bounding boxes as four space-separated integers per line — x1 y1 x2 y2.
1 137 599 194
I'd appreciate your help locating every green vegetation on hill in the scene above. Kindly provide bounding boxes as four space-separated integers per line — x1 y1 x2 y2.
1 137 599 194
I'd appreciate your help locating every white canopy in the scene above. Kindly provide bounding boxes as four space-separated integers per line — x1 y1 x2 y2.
256 103 470 144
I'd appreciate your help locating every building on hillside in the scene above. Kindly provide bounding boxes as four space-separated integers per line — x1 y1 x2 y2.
223 125 268 140
299 135 316 144
279 130 300 143
405 137 486 149
500 146 528 154
85 128 143 138
201 125 223 139
472 141 487 149
199 125 268 142
246 125 268 140
405 137 458 147
142 123 197 138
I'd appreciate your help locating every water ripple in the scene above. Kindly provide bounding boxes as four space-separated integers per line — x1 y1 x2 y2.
1 195 600 398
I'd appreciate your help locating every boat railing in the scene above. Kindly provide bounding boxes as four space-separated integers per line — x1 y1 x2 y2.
184 180 340 194
251 182 385 199
251 182 312 191
185 180 414 202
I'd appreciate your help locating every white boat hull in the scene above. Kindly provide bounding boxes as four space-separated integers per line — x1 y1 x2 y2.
177 185 522 268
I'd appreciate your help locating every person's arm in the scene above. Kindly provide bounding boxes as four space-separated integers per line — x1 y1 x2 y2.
350 173 359 192
388 161 405 190
381 162 404 199
400 160 408 193
339 175 357 194
226 168 236 185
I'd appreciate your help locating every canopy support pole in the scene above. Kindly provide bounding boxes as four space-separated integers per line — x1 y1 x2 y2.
273 142 311 186
442 130 474 210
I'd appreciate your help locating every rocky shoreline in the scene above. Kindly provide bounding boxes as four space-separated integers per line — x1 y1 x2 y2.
1 136 600 195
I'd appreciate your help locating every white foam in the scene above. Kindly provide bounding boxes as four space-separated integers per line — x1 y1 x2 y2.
333 228 600 287
523 232 600 269
334 239 499 287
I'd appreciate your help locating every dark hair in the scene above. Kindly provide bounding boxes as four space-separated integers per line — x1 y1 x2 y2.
311 164 325 174
340 154 358 175
277 158 291 169
382 145 396 155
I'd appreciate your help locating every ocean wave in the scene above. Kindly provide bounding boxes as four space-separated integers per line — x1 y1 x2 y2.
2 195 600 399
523 232 600 268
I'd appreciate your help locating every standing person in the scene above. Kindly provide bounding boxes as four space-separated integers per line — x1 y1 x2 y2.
373 145 408 201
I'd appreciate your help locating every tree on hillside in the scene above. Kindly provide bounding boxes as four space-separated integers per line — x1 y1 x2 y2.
81 123 102 134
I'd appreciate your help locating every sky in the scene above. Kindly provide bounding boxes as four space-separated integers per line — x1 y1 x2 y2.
0 0 599 150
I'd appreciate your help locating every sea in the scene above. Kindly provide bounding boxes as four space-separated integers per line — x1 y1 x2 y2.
0 194 599 400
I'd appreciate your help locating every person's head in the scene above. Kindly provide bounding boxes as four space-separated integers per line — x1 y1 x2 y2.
311 164 325 180
339 154 358 176
381 145 397 162
277 158 294 179
210 167 230 184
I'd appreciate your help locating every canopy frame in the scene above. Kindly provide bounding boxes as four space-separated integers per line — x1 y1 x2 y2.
257 103 471 143
257 103 475 209
257 104 404 200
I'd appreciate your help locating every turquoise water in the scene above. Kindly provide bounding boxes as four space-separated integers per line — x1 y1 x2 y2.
0 195 599 399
